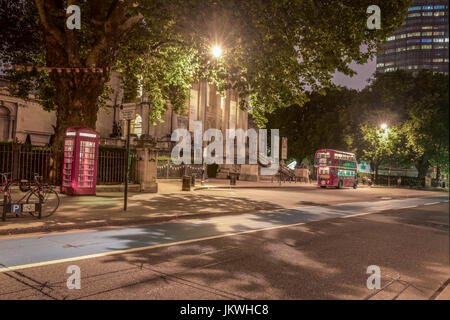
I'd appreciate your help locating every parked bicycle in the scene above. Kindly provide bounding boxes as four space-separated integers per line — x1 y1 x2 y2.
0 172 60 218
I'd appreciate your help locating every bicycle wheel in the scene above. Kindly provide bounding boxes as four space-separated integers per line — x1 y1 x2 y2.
26 187 60 218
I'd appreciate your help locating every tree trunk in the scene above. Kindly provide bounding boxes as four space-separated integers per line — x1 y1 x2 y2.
48 72 107 185
414 156 430 182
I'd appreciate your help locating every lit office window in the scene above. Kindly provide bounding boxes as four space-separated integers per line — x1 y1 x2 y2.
408 6 421 11
407 32 421 37
434 11 445 16
422 45 432 49
422 5 433 10
386 35 395 41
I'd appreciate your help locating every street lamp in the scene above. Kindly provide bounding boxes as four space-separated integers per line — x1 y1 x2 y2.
211 45 223 59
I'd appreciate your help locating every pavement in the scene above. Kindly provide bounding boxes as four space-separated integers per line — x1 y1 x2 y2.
0 179 448 236
0 201 448 300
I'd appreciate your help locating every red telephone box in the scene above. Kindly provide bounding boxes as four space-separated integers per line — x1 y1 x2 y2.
61 127 99 195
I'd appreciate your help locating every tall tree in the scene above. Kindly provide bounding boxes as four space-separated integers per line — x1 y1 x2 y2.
265 86 357 163
349 70 449 181
402 71 449 180
1 0 410 181
359 124 406 181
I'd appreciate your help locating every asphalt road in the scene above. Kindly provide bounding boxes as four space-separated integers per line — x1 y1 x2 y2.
0 197 448 300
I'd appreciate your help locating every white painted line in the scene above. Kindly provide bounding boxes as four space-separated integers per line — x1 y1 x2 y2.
342 212 378 218
401 205 418 209
0 220 308 273
424 202 440 206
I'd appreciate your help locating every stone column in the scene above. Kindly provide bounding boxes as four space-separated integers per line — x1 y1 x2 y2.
136 141 158 193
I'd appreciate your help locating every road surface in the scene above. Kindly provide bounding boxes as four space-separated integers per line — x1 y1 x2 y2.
0 196 448 300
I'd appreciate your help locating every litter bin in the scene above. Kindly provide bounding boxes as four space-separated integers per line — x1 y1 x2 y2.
229 173 238 186
182 176 191 191
191 175 196 187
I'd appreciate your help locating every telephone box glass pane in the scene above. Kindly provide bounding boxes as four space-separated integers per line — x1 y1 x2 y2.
63 140 74 187
78 141 96 188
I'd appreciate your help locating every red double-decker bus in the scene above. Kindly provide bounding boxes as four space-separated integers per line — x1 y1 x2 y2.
314 149 358 189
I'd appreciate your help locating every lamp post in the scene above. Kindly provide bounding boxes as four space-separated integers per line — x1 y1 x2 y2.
201 44 223 183
140 93 151 138
374 123 388 186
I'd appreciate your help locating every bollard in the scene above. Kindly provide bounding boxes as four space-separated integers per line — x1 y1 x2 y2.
182 176 191 191
230 173 237 186
38 193 42 220
191 175 196 187
2 193 7 221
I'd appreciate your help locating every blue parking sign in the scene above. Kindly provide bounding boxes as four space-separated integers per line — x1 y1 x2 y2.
11 204 21 213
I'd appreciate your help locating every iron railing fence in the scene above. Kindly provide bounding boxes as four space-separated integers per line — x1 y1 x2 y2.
97 147 138 184
0 143 138 185
157 160 204 179
0 143 52 181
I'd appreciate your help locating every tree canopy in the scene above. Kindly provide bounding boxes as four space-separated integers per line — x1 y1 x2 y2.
1 1 411 131
266 70 449 181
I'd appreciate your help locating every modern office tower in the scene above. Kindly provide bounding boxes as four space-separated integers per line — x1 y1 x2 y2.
376 1 449 74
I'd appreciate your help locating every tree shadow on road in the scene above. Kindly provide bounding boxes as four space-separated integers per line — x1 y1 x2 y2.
58 203 448 300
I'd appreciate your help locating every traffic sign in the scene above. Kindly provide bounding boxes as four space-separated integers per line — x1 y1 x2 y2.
11 204 21 213
119 107 136 120
282 137 288 160
22 204 36 212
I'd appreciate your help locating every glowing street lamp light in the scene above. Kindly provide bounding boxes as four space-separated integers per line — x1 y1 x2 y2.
380 123 388 130
211 45 223 58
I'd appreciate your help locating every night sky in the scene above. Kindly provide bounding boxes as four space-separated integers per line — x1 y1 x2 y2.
332 58 376 90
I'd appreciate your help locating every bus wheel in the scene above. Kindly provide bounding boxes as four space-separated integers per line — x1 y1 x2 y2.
338 180 343 189
320 186 327 189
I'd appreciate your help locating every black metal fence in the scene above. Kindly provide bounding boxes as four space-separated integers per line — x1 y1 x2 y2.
97 147 138 184
0 143 138 185
157 160 204 179
373 175 425 187
0 143 52 181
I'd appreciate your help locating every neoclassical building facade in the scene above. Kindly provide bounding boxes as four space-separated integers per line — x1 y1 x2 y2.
0 74 249 157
